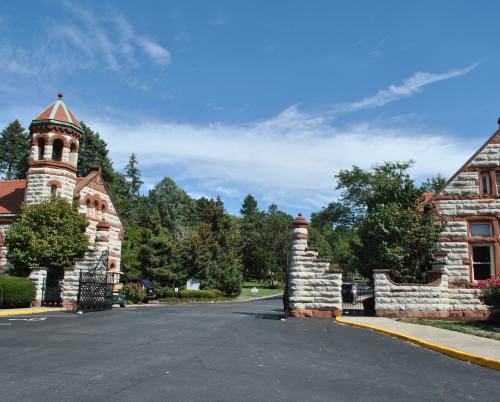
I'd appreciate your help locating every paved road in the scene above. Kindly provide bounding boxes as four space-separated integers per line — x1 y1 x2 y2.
0 298 499 402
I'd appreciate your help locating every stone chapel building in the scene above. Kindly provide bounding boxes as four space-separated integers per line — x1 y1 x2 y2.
0 94 123 309
373 124 500 318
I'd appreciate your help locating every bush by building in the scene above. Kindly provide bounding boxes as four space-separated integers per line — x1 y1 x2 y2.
478 275 500 318
0 276 36 308
123 283 145 303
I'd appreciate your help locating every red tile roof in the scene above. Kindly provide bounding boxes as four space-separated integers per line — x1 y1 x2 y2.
424 192 435 203
32 93 82 132
0 180 26 214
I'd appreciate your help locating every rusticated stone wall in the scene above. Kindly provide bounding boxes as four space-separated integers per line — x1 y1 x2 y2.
288 214 342 318
373 269 488 318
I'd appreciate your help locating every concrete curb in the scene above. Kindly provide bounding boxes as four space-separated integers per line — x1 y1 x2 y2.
336 316 500 371
0 308 66 317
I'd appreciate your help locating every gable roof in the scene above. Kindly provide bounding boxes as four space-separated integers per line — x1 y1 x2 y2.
430 128 500 201
0 180 26 214
31 93 83 134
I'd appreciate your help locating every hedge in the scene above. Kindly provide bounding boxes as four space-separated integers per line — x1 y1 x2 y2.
0 281 4 306
161 289 223 299
0 276 36 308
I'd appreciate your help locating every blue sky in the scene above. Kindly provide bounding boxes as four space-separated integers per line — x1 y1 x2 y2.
1 1 499 216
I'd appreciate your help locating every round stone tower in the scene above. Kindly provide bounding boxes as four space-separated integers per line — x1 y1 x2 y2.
24 93 83 204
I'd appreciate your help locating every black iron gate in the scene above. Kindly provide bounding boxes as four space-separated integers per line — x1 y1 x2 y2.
341 283 375 316
42 267 64 306
77 250 114 312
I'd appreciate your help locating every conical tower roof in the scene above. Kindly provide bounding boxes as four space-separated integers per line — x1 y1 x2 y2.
31 92 83 134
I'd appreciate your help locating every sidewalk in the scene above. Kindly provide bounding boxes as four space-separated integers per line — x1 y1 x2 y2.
0 307 66 316
337 316 500 370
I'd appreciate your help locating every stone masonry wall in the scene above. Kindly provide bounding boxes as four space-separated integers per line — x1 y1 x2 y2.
78 185 122 272
0 223 12 274
288 214 342 318
373 269 488 318
374 269 450 318
24 167 76 204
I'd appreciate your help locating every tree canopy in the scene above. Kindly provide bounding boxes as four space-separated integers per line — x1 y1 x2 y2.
334 161 444 282
5 197 88 275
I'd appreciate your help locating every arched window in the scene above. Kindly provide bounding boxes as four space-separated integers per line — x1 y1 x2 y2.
94 200 99 219
50 185 57 196
52 139 63 162
37 138 46 160
86 199 92 215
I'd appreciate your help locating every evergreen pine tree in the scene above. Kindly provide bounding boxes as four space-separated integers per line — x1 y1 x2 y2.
0 120 30 179
125 153 143 196
77 122 114 182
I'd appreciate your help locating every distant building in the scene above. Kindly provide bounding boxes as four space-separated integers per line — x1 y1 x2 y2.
0 94 123 309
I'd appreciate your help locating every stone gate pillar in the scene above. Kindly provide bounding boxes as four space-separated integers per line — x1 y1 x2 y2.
288 213 343 318
29 267 47 307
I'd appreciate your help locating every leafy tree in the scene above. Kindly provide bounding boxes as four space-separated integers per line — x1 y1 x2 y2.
336 161 421 215
0 120 30 179
125 153 143 196
336 161 444 282
309 202 358 276
5 196 88 276
421 175 447 193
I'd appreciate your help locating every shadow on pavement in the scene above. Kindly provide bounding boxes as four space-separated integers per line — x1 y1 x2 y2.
232 311 284 320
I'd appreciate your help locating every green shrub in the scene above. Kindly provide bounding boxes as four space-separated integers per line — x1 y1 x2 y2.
0 276 36 308
179 289 223 299
0 281 4 306
123 283 145 303
478 275 500 316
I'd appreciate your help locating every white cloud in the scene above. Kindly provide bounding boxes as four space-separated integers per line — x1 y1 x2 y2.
335 63 480 115
89 109 475 211
138 37 171 65
0 2 171 78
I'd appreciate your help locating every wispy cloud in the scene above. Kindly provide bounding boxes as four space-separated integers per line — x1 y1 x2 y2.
334 63 480 115
0 2 171 79
137 37 171 65
90 109 474 213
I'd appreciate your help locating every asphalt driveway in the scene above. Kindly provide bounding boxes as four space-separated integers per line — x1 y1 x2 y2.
0 298 499 401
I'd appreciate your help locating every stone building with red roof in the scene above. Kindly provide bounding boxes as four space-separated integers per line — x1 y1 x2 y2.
374 125 500 318
0 94 123 309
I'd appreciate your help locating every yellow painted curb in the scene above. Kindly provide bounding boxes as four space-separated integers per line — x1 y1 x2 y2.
0 308 66 317
336 316 500 371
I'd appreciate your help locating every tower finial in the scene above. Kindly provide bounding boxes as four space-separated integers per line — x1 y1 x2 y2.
57 91 64 100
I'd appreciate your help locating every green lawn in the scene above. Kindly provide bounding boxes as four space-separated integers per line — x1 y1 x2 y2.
395 318 500 341
236 281 283 301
